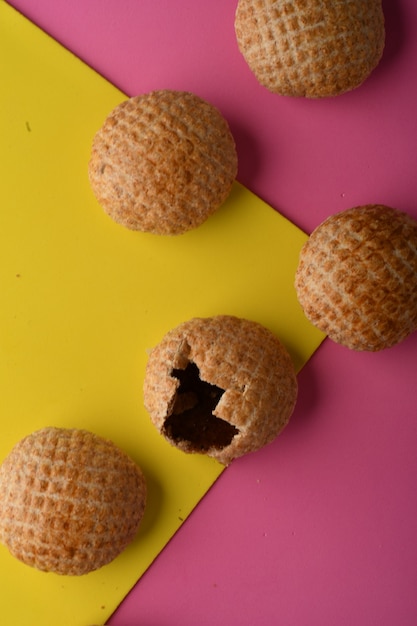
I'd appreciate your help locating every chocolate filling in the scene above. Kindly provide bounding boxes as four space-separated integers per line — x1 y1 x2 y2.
163 362 239 452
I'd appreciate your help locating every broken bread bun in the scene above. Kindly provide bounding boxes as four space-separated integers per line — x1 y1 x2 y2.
234 0 385 98
295 205 417 351
143 315 298 465
88 90 238 235
0 427 147 575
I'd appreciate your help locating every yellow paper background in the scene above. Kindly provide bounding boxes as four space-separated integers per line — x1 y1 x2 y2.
0 2 324 624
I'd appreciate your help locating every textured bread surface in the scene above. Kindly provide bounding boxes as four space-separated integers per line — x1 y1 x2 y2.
295 205 417 350
0 427 147 575
88 90 237 235
144 315 298 465
234 0 385 97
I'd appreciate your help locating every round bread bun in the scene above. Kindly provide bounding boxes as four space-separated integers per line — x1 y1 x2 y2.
234 0 385 98
0 427 147 575
295 205 417 351
88 90 237 235
143 315 298 465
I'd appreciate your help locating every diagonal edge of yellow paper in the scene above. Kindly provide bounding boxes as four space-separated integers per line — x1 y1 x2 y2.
0 3 325 625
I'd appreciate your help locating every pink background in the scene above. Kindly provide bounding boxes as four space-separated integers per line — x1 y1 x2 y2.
7 1 417 624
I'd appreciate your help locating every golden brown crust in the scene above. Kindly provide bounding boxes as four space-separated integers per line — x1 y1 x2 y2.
0 428 147 575
295 205 417 350
234 0 385 98
88 90 237 235
143 315 298 465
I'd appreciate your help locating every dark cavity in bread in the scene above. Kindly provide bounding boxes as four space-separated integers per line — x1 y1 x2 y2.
164 361 239 452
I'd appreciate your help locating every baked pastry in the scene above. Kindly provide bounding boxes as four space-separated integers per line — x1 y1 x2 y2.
88 90 237 235
234 0 385 98
295 205 417 350
143 315 298 465
0 427 147 575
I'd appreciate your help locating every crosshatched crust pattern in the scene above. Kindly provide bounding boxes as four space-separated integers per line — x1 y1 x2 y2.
88 90 237 235
143 315 298 465
234 0 385 97
295 205 417 351
0 428 147 575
